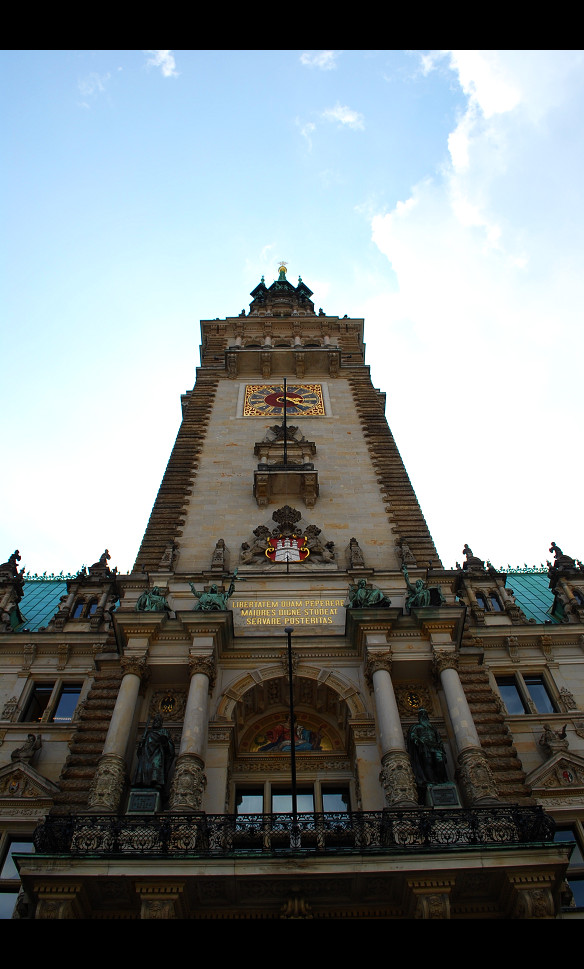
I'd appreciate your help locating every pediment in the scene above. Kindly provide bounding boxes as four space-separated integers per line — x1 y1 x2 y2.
0 761 60 805
526 752 584 800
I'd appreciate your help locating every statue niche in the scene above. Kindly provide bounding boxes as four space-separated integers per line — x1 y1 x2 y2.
253 422 319 508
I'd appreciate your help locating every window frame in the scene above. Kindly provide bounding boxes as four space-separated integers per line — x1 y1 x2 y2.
495 670 558 716
553 820 584 910
19 678 84 725
0 833 35 920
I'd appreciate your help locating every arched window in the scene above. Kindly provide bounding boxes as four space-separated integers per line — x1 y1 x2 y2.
88 600 99 616
72 600 85 619
489 594 502 612
475 593 487 611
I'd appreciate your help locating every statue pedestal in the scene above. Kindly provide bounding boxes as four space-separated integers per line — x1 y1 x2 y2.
424 782 461 808
127 788 161 814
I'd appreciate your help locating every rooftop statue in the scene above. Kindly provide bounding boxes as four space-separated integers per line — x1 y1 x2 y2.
346 578 391 609
190 569 238 611
549 541 578 570
406 708 448 786
135 587 170 613
134 716 175 790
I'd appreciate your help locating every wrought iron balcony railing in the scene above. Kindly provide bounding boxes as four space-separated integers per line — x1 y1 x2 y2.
34 806 555 858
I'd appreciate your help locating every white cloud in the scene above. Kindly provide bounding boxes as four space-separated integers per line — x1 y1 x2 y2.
297 119 316 150
144 50 178 78
300 50 340 71
368 51 584 568
78 72 111 98
322 102 364 130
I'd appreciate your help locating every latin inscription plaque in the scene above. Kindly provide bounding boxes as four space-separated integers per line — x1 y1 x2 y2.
231 595 346 636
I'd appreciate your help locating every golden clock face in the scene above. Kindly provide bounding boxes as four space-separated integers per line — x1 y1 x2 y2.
243 384 325 417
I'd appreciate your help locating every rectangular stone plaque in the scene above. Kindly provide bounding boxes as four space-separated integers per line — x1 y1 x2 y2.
230 595 346 636
425 783 461 808
127 789 161 814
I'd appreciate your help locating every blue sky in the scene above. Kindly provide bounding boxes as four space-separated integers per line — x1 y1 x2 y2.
2 50 584 575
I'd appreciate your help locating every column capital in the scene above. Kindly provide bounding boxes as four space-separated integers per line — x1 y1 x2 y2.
121 655 149 680
433 650 458 675
365 648 392 689
188 651 217 691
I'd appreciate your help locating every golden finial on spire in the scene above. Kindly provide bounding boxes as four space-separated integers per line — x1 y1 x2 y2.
277 260 288 280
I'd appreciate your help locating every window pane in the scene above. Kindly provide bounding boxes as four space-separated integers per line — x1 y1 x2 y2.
51 684 82 723
272 789 314 813
496 677 527 715
0 840 34 880
524 676 554 714
236 791 264 815
568 879 584 907
0 893 19 919
322 790 350 813
490 595 502 612
554 828 584 865
22 685 53 722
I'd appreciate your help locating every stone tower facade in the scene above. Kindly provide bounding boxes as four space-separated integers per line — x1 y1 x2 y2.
1 267 581 919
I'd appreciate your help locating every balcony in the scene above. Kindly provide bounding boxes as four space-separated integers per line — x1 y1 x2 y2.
34 806 555 858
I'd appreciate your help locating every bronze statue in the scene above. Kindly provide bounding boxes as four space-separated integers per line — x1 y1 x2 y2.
406 708 448 785
190 569 238 611
402 565 445 610
134 716 175 789
135 587 169 613
402 565 431 609
346 578 391 609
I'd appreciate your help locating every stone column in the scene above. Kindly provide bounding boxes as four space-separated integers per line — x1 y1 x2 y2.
169 652 216 811
366 649 417 807
88 655 148 812
433 651 498 805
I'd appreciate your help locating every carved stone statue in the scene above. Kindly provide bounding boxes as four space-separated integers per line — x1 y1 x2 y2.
190 570 238 611
135 587 169 613
346 578 391 609
11 733 42 765
211 539 228 571
462 544 486 572
549 542 577 570
406 708 448 785
347 537 365 569
0 550 21 576
159 540 179 570
539 722 569 756
134 716 175 789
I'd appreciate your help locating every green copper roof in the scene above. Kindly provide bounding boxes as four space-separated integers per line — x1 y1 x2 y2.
505 571 556 624
19 578 68 631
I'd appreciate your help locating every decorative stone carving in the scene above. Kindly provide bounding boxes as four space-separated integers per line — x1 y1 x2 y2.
121 656 148 680
539 635 554 661
189 654 217 691
168 754 207 811
22 643 36 670
1 696 18 721
347 537 365 569
158 540 179 571
559 686 578 710
240 508 335 566
11 733 42 765
281 896 313 918
505 636 520 663
456 747 498 804
432 651 458 675
396 685 433 718
211 539 228 572
380 751 418 806
396 539 416 567
507 877 555 919
539 723 569 756
365 650 392 687
150 690 187 722
88 753 127 812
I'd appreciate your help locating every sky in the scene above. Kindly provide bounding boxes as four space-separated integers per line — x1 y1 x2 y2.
2 50 584 576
